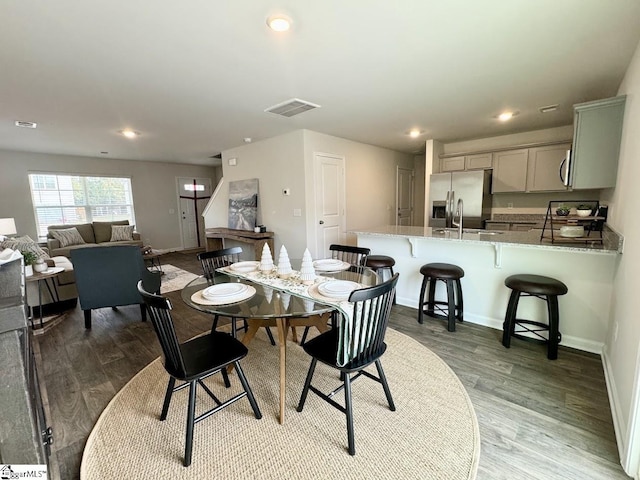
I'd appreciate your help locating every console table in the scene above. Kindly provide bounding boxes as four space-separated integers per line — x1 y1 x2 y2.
205 228 274 259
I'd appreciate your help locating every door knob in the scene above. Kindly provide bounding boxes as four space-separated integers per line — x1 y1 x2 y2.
319 220 324 224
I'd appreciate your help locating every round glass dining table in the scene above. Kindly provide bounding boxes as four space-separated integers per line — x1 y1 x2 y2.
180 265 378 423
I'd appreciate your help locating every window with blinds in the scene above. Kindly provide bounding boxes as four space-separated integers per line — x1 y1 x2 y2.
28 174 136 239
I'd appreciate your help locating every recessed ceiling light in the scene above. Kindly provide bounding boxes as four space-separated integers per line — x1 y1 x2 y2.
119 129 140 139
267 14 292 32
408 129 424 138
15 120 37 129
243 137 252 143
497 111 519 122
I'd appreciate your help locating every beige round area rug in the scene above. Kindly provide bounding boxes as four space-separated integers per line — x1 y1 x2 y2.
81 328 480 480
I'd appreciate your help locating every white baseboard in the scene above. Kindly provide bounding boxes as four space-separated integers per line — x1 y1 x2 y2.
602 348 631 476
397 297 604 354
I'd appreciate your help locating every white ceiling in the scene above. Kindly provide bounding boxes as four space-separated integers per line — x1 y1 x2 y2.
1 1 639 166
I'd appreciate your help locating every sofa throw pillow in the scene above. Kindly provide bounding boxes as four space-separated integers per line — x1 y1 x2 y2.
93 220 129 243
50 227 86 248
110 225 135 242
0 235 50 260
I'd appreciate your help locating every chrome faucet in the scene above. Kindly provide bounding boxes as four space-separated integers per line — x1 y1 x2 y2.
452 198 463 239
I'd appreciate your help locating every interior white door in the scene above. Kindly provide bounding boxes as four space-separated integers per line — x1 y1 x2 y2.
314 153 346 258
396 167 414 226
177 177 212 249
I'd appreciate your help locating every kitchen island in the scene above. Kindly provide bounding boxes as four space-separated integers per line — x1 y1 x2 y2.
353 225 623 353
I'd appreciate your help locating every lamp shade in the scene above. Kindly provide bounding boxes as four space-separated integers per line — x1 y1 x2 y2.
0 218 17 236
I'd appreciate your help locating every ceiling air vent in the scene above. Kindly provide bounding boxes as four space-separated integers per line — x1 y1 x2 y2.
15 120 37 129
265 98 320 117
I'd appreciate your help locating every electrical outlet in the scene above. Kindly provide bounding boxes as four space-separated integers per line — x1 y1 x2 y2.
293 209 301 217
507 203 514 209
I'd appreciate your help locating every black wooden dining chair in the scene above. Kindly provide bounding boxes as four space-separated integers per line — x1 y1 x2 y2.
197 247 275 345
137 281 262 467
329 244 371 267
296 273 399 455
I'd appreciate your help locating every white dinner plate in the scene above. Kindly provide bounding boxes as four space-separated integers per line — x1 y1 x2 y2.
313 259 350 272
202 283 248 299
192 285 256 306
230 261 260 273
317 280 361 300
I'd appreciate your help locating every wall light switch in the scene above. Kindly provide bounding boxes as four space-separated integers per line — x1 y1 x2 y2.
228 157 237 166
293 209 301 217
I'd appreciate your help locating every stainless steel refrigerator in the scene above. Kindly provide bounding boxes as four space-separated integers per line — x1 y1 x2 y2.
428 170 492 229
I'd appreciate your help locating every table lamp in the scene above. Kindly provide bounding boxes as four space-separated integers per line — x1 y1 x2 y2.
0 218 17 240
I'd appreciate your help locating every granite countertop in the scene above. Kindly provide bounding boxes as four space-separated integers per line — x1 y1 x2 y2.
351 225 623 254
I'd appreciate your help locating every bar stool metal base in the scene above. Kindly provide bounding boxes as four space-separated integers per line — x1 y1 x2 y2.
417 263 464 332
502 275 567 360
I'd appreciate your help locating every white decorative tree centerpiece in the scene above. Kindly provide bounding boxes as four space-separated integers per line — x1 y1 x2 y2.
259 243 274 274
277 245 293 278
299 248 316 285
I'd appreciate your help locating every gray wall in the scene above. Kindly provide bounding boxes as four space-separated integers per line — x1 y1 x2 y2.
0 149 220 250
601 38 640 475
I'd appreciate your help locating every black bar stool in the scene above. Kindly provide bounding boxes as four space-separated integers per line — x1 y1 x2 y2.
418 263 464 332
365 255 396 303
502 274 568 360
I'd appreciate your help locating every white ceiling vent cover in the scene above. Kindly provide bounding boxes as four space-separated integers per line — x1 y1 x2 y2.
15 120 37 129
265 98 320 117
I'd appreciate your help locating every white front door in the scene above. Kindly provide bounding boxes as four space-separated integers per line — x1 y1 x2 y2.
177 177 212 249
313 153 346 258
397 167 414 226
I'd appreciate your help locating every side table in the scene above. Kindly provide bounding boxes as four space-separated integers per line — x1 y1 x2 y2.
143 251 164 274
25 267 65 330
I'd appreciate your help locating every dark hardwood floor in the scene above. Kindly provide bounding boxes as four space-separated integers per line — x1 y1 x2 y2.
35 250 629 479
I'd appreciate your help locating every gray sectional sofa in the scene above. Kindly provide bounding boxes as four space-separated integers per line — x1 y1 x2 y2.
46 221 143 258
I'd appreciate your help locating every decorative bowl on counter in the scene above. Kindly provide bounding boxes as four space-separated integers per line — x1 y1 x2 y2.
559 225 585 238
576 205 593 217
556 206 570 216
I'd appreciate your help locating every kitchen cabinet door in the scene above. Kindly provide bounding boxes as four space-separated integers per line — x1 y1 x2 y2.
570 96 625 189
466 153 493 170
441 156 465 172
511 223 537 231
492 149 529 193
527 144 571 192
486 223 510 231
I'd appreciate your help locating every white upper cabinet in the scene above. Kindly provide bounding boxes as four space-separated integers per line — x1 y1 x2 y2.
465 153 493 170
569 96 626 189
441 153 493 172
492 149 529 193
441 156 465 172
527 144 571 192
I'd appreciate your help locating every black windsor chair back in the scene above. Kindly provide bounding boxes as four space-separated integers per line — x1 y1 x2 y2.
296 273 399 455
137 281 262 467
197 246 242 280
196 247 275 342
329 244 371 267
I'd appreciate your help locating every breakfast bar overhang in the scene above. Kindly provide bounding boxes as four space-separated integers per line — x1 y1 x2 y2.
353 225 623 354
